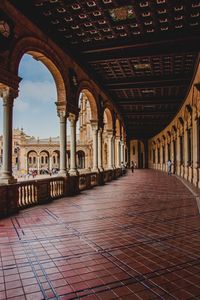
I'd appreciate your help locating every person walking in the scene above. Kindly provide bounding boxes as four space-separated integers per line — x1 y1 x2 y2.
167 159 172 175
131 161 134 173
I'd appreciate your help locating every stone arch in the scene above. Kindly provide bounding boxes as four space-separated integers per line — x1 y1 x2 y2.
76 150 85 169
27 150 38 170
77 82 99 121
104 107 113 130
115 117 120 138
9 36 68 104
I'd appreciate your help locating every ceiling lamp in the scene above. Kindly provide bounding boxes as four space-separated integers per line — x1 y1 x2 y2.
134 63 151 70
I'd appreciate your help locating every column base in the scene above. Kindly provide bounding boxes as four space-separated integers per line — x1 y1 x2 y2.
98 167 104 172
92 168 100 173
0 174 17 185
58 170 69 177
69 169 79 176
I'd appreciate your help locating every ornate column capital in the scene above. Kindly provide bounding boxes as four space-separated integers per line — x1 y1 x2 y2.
1 86 17 106
68 112 78 123
90 120 98 131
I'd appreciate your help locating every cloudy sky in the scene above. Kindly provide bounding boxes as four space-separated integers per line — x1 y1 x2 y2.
0 54 61 138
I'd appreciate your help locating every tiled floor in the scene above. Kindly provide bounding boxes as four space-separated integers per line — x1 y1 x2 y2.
1 170 200 299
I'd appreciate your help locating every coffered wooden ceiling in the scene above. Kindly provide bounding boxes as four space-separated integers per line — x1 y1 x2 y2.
10 0 200 139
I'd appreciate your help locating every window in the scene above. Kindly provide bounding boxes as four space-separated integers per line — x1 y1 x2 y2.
158 148 160 163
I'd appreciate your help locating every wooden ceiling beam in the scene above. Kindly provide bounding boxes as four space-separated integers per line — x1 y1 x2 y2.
108 78 189 90
83 36 200 61
122 111 174 116
116 97 182 105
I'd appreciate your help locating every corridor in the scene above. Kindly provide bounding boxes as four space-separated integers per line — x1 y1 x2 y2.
0 170 200 300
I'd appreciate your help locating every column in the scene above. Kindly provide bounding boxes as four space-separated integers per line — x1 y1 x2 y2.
184 124 189 180
68 113 78 175
155 145 158 169
171 138 174 174
91 121 99 172
108 131 113 169
116 138 121 168
112 135 116 168
160 144 163 170
0 88 16 184
98 128 104 171
176 132 181 176
165 141 168 172
120 140 124 164
192 117 199 186
37 155 40 174
49 156 52 172
58 110 68 176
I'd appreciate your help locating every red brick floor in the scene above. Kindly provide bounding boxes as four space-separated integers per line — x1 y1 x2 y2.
1 170 200 300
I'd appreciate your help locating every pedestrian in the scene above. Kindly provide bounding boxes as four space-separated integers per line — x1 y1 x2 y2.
167 159 172 175
131 160 134 173
121 161 125 176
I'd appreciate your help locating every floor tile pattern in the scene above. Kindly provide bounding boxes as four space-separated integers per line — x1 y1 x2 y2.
0 170 200 299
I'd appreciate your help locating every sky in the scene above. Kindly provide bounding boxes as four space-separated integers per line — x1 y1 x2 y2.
0 54 61 138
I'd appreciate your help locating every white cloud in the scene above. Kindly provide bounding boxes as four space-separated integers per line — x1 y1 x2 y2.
14 99 29 112
17 80 57 104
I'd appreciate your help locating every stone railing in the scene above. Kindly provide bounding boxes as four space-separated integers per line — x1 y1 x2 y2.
18 177 65 209
0 168 122 218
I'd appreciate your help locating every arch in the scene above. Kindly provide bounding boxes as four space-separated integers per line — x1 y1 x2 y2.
76 150 85 169
104 107 113 130
27 150 38 157
77 84 99 121
115 117 120 137
39 150 50 156
9 36 68 104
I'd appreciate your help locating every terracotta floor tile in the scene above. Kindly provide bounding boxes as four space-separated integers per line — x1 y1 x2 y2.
1 170 200 299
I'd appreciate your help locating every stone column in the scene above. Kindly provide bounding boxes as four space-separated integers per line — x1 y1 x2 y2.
91 121 99 172
160 144 163 169
184 124 189 180
49 156 52 172
0 88 16 184
120 140 124 164
108 131 113 169
116 138 121 168
98 128 104 171
192 117 199 186
176 133 181 176
37 155 40 174
165 141 168 172
171 138 174 174
58 110 67 176
112 135 116 169
155 145 158 169
68 113 78 175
